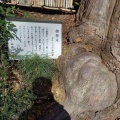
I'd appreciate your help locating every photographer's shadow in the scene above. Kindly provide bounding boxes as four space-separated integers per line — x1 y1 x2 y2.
18 77 71 120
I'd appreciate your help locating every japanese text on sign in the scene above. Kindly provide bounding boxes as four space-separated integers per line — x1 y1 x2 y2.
8 20 62 59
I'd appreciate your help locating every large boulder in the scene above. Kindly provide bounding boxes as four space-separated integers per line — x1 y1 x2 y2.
62 51 117 115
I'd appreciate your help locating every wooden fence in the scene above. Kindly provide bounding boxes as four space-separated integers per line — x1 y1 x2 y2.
2 0 75 12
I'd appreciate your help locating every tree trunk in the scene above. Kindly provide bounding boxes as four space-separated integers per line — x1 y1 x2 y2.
76 0 115 43
62 0 120 118
69 0 120 99
105 0 120 100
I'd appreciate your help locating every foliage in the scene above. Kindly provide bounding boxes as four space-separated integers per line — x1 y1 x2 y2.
0 4 16 50
0 4 35 120
17 54 55 89
0 4 56 120
74 0 80 5
73 0 80 9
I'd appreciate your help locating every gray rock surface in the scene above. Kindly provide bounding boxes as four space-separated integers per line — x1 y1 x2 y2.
62 52 117 115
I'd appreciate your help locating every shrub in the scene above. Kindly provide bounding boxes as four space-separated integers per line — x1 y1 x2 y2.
0 4 34 120
17 54 55 89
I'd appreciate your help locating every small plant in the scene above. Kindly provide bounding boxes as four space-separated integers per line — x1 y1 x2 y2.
72 0 80 9
0 4 16 52
23 13 31 18
17 54 55 89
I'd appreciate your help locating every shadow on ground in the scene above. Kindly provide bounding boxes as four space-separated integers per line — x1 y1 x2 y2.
18 77 70 120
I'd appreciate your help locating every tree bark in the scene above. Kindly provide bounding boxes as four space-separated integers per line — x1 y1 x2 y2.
70 0 120 100
75 0 120 59
64 3 120 114
105 0 120 100
76 0 116 39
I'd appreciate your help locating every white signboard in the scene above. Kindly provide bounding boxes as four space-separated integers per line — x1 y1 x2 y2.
8 20 62 59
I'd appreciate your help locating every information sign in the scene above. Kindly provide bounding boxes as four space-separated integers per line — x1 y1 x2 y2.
8 19 62 59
